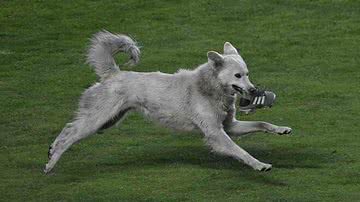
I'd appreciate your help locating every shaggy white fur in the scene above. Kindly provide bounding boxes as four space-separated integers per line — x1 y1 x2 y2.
44 31 292 173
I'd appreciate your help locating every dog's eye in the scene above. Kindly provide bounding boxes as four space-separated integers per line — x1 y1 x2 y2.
246 73 249 76
234 73 242 78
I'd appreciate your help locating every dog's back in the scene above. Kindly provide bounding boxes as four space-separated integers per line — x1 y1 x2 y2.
103 69 198 131
84 30 205 131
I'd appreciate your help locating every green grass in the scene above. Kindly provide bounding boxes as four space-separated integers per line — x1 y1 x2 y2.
1 0 359 201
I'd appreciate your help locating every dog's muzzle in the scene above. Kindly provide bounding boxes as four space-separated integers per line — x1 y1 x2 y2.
232 85 260 99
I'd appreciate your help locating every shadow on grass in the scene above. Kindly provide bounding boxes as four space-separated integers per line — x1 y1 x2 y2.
246 147 327 170
93 145 329 170
55 144 333 186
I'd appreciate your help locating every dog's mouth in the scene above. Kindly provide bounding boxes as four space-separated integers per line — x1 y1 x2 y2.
232 85 244 94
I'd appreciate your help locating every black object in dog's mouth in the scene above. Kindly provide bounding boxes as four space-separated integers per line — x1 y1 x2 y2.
232 85 244 93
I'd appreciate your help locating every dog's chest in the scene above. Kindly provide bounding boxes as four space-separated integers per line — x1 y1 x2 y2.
211 96 235 117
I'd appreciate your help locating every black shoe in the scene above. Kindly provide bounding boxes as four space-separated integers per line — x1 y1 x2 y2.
239 90 276 112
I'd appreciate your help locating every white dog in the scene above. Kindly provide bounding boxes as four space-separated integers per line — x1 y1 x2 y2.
44 31 292 173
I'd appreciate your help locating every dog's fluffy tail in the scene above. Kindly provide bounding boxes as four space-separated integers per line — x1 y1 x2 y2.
87 30 140 80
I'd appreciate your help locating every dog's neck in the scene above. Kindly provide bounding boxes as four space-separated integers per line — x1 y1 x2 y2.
195 63 235 110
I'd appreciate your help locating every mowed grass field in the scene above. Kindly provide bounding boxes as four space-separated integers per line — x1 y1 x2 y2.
1 0 359 201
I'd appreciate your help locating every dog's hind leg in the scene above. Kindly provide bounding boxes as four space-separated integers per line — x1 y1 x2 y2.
45 107 130 174
45 89 130 174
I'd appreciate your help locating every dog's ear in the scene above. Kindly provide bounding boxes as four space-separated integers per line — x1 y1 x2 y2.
223 42 238 55
207 51 224 67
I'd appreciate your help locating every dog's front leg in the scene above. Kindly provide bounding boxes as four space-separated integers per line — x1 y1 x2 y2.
202 127 272 171
225 120 292 136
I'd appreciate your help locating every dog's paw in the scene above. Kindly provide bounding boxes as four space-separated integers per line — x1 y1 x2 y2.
44 163 53 174
254 162 272 172
274 126 292 135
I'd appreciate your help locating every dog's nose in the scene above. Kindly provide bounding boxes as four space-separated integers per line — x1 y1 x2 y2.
249 87 257 94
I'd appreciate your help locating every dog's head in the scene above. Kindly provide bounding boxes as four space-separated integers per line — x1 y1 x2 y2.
207 42 256 96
